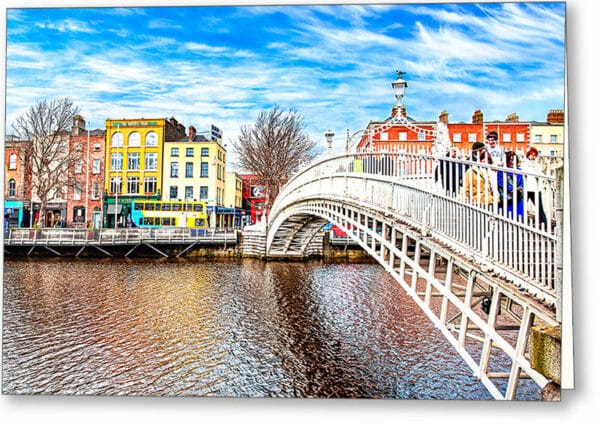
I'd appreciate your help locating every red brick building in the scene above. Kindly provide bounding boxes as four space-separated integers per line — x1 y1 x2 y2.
357 107 532 156
66 115 106 228
4 138 33 227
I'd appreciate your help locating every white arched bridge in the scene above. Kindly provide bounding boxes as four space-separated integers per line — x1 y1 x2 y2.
266 150 565 400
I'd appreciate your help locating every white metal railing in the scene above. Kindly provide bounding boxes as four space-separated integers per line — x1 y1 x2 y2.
270 151 562 300
4 228 239 246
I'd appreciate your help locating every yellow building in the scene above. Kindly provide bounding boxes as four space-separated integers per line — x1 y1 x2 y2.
225 171 244 228
162 126 227 227
103 117 185 227
530 122 564 158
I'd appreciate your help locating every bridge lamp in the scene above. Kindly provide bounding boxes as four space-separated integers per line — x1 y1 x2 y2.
325 129 335 155
391 70 408 108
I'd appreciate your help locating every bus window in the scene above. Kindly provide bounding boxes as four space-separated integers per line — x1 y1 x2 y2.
195 219 205 227
162 203 171 211
144 202 155 211
172 203 182 211
185 203 193 211
143 217 153 225
134 202 144 210
194 204 203 212
162 217 171 226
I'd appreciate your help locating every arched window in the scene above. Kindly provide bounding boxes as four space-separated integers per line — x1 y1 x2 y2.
9 154 17 170
128 131 141 147
145 131 158 147
8 179 16 197
112 132 124 147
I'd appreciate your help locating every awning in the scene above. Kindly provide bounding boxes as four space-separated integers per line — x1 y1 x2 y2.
106 204 123 214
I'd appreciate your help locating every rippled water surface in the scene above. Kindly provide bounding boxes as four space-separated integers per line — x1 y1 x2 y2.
3 258 538 399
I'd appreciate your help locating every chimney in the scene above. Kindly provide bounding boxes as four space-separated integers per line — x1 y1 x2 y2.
472 109 483 124
506 112 519 123
547 109 564 124
438 110 449 125
188 125 197 141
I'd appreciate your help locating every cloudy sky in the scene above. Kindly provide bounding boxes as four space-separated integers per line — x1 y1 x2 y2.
3 1 565 167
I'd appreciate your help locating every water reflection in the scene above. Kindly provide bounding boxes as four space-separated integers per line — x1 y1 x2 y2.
2 258 539 399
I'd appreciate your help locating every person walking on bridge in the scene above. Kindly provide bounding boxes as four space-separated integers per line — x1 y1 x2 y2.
463 141 499 209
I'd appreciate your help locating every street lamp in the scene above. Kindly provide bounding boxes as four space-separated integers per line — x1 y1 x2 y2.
113 176 121 228
391 70 408 110
325 129 335 155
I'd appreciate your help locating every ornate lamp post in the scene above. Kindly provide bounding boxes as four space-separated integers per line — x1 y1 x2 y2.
391 70 408 112
325 129 335 155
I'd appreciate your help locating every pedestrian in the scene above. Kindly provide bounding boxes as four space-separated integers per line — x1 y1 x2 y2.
434 146 464 196
521 146 548 228
497 151 525 220
485 131 505 167
463 141 498 208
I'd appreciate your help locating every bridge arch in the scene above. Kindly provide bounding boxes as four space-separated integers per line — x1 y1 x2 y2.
266 151 563 400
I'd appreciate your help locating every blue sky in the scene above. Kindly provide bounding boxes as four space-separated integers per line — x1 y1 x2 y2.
3 1 565 166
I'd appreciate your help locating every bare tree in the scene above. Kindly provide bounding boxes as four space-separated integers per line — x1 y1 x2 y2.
232 106 318 212
12 98 80 228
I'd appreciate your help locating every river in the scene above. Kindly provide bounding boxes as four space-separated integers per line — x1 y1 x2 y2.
2 258 539 399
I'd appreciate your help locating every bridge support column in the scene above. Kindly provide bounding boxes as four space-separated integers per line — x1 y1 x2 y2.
530 324 561 400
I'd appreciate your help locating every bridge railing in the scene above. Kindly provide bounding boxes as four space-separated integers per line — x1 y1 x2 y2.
3 227 239 246
271 151 562 300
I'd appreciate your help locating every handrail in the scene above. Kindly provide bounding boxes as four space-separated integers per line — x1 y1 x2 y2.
269 151 562 300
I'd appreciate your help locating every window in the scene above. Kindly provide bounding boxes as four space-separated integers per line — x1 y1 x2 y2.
74 160 83 174
144 177 157 194
73 186 81 201
171 147 179 157
127 177 140 194
170 162 179 178
145 153 157 171
452 133 462 143
186 148 194 157
398 132 408 141
468 133 477 142
128 152 140 171
93 159 101 174
516 133 525 143
185 186 193 199
380 132 388 141
535 134 542 143
8 179 16 197
550 134 558 143
9 154 17 170
502 133 511 143
91 182 100 200
128 132 141 147
185 162 194 178
200 162 209 177
199 186 208 200
145 131 158 147
75 142 83 151
417 132 426 141
201 147 209 157
73 206 85 224
169 186 178 199
111 153 123 171
94 142 101 151
111 132 124 147
110 177 122 194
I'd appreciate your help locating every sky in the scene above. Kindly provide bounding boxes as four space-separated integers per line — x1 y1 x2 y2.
3 1 566 169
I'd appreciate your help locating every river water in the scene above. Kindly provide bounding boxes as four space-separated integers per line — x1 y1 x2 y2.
2 258 539 399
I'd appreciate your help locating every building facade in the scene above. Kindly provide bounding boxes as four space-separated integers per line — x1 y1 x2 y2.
67 115 105 228
103 117 186 227
225 171 244 228
4 138 32 228
161 125 228 227
358 106 555 158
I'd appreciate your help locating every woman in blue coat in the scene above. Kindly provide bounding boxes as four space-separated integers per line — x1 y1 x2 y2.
497 151 525 220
